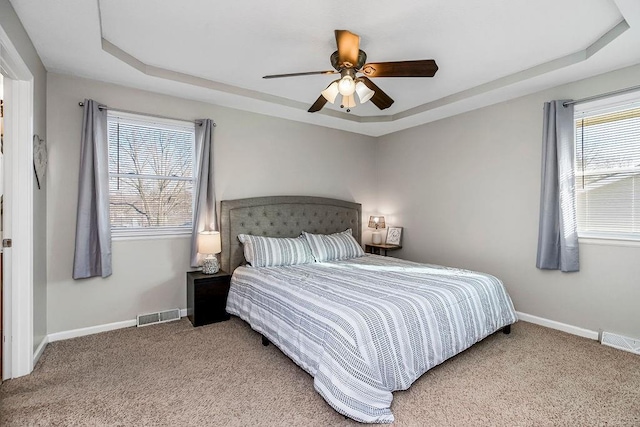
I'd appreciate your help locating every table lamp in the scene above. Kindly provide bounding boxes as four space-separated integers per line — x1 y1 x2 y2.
368 216 386 244
198 231 221 274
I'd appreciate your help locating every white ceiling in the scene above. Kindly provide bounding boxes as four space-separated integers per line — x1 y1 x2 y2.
10 0 640 136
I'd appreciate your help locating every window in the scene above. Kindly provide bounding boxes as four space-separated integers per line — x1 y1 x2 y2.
107 111 196 237
575 96 640 241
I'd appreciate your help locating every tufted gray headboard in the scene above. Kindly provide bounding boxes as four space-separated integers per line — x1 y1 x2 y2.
220 196 362 273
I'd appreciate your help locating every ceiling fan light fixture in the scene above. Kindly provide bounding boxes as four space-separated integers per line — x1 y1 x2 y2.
355 81 375 104
338 75 356 96
321 81 340 103
269 30 435 113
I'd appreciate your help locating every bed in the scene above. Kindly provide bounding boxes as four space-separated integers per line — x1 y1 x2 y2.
221 196 517 424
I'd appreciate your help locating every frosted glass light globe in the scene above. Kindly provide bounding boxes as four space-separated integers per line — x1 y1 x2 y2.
321 81 340 103
338 76 356 96
355 81 375 104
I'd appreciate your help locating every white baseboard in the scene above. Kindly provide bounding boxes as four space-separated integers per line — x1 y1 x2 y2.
516 311 599 340
47 309 190 343
33 336 49 366
48 319 137 342
44 309 598 345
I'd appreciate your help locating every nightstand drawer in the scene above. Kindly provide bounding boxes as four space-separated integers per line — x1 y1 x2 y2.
187 270 231 327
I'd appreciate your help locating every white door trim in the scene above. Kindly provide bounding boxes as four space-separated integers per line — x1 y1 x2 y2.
1 24 35 380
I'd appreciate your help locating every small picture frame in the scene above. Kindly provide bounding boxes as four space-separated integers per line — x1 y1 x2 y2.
385 227 403 246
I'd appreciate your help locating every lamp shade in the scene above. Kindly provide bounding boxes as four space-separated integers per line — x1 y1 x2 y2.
321 81 340 104
198 231 221 254
355 81 375 104
368 216 386 229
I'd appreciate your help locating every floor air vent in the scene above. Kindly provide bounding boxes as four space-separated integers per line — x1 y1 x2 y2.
601 331 640 356
137 308 181 327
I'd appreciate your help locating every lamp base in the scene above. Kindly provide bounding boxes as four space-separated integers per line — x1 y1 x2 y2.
202 255 220 275
372 231 382 245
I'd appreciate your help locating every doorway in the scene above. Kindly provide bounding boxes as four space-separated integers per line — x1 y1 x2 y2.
1 26 35 380
1 73 4 380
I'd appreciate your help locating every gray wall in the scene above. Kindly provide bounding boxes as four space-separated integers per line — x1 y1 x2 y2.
44 61 640 340
46 73 378 334
0 0 47 352
377 64 640 339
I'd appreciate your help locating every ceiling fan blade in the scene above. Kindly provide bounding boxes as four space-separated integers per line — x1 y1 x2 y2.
263 70 337 79
308 95 328 113
361 60 438 78
359 77 394 110
335 30 360 68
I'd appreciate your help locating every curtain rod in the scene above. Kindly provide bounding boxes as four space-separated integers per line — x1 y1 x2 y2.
563 84 640 107
77 102 213 127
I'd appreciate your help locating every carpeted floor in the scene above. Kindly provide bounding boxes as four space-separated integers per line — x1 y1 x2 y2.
1 318 638 426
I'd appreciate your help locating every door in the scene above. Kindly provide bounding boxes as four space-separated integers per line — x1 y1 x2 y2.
0 30 36 380
1 80 4 381
1 78 5 381
1 82 4 381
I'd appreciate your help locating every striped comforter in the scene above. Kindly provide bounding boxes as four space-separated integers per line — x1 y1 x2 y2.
226 255 517 423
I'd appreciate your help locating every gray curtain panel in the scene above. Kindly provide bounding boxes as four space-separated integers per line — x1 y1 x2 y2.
72 99 112 279
536 100 579 272
190 119 217 267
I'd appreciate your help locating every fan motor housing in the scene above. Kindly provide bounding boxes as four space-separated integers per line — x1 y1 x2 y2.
331 50 367 71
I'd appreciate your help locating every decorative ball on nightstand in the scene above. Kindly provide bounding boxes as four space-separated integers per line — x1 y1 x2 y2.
198 231 221 275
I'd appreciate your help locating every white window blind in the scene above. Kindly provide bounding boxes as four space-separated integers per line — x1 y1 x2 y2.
107 111 196 236
575 100 640 241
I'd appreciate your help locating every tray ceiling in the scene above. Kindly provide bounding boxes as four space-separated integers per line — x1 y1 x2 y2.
10 0 640 136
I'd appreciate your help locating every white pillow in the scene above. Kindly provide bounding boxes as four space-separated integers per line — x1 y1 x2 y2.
237 234 314 267
302 229 365 262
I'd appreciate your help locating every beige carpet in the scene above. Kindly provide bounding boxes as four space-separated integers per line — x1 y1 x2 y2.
1 318 638 426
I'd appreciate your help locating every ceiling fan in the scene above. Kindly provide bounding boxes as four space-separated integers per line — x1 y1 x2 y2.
263 30 438 113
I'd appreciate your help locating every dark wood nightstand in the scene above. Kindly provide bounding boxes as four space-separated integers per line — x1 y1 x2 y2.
186 270 231 327
365 243 402 256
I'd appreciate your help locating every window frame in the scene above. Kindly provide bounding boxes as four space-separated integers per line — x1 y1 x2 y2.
106 110 197 239
574 91 640 243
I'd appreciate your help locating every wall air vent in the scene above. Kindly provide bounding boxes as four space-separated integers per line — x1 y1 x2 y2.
601 331 640 356
137 308 181 327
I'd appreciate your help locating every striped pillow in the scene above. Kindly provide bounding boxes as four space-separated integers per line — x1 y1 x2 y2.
302 229 365 262
237 234 314 268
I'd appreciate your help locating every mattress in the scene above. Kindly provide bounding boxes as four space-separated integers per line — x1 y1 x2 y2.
226 254 517 423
